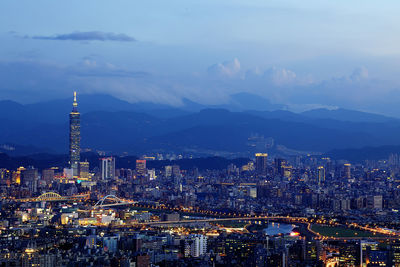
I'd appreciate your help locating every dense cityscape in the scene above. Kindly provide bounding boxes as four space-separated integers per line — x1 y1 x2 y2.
4 1 400 266
0 93 399 266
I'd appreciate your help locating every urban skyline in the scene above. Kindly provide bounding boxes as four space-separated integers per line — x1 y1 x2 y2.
1 1 400 266
0 85 398 266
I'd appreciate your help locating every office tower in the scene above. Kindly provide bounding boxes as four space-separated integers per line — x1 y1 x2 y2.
322 157 333 174
148 169 156 180
101 157 115 180
13 166 26 185
255 153 268 175
103 235 118 253
172 164 181 177
282 165 292 178
69 91 80 177
22 168 38 183
317 166 325 186
184 234 208 258
41 168 55 184
132 234 142 252
0 169 11 185
136 159 147 178
22 168 38 193
249 187 257 198
343 163 351 179
119 168 133 180
274 158 287 176
367 195 383 210
165 166 172 178
79 161 90 179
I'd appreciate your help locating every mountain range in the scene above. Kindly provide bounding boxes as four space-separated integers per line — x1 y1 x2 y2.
0 152 250 171
1 92 400 158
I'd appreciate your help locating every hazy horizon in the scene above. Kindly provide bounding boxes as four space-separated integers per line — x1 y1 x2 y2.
0 91 393 117
2 1 400 116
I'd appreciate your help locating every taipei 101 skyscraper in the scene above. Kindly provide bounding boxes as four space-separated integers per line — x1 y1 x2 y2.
69 91 80 176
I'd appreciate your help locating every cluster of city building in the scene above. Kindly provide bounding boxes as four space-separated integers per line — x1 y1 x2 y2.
1 93 400 266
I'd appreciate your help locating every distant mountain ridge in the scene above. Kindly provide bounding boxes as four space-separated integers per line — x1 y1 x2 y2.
0 152 249 171
301 108 396 123
1 93 400 156
0 92 283 123
325 145 400 163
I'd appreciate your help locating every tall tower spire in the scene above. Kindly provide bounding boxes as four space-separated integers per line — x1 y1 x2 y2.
72 91 78 111
69 91 81 177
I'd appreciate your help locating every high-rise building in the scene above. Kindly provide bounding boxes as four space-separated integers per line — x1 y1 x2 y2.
119 168 133 180
101 157 115 180
103 235 119 253
69 91 80 177
317 166 325 186
14 166 26 185
274 158 287 176
42 168 55 184
79 161 90 179
22 168 38 193
148 169 156 180
184 234 208 258
136 160 147 178
282 165 292 178
255 153 268 175
367 195 383 210
172 164 181 178
22 168 38 184
165 166 172 178
0 169 12 185
343 163 351 179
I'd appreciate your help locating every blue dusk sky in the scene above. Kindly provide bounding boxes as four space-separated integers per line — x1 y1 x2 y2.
1 0 400 115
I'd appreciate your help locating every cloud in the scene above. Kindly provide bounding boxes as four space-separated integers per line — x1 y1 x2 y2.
1 57 400 116
0 59 153 104
244 66 313 87
70 58 149 78
350 66 369 81
286 103 339 113
207 58 241 78
264 67 297 86
0 60 77 102
30 31 136 42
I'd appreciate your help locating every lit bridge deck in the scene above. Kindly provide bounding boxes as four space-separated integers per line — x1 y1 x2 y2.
15 192 89 202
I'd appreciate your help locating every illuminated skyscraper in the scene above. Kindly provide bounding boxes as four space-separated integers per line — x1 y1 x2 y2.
344 163 351 179
101 157 115 180
136 159 147 178
255 153 268 175
42 168 55 184
79 161 90 180
317 166 325 186
69 91 80 176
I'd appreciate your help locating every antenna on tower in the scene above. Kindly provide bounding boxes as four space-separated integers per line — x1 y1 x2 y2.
73 91 78 108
